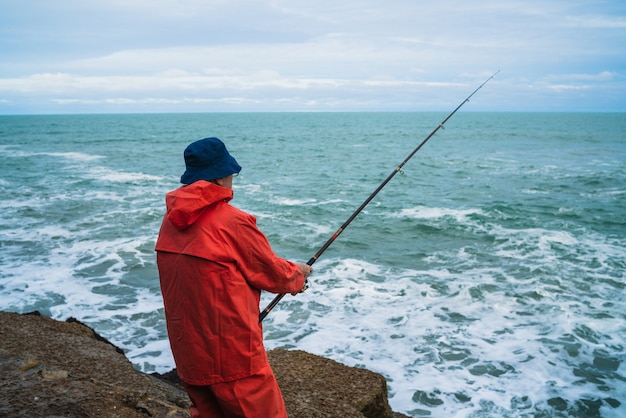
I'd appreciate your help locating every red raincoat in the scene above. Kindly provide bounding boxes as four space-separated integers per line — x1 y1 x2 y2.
155 180 305 386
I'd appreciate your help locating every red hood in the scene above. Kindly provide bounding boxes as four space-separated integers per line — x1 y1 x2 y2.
165 180 233 230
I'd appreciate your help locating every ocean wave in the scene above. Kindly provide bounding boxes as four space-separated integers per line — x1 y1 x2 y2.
44 152 105 162
0 149 106 161
86 167 164 183
264 254 626 417
275 197 318 206
391 205 482 221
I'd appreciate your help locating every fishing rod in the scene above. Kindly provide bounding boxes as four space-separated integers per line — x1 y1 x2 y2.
259 70 499 323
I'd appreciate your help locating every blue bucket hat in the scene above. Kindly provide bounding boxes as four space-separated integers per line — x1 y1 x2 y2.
180 137 242 184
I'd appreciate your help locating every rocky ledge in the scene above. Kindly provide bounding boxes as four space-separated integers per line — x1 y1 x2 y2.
0 311 409 417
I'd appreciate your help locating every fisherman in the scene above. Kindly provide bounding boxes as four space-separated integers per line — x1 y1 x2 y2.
155 137 312 417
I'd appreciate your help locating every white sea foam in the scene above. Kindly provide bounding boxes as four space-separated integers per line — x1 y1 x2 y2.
235 183 262 194
275 197 318 206
393 205 482 222
522 188 550 194
86 166 163 182
538 230 578 249
315 198 345 205
127 338 174 373
261 240 626 415
299 221 333 237
0 149 104 161
44 152 105 162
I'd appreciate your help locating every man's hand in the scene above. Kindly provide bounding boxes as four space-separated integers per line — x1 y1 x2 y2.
292 264 313 295
299 263 313 279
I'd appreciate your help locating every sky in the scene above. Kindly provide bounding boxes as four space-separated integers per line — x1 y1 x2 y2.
0 0 625 114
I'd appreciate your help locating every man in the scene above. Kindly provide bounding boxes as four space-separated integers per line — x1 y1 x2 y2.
156 137 312 417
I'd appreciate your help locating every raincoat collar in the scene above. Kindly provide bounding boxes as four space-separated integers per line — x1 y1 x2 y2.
165 180 233 230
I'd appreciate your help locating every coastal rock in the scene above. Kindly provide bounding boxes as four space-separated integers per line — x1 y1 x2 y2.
0 311 189 417
0 311 409 418
269 349 399 418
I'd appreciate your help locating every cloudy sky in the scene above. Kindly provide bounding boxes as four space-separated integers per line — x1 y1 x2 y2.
1 0 625 114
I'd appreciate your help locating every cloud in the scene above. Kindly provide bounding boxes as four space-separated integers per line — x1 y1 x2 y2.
0 69 473 112
548 71 618 82
563 15 626 29
0 0 625 113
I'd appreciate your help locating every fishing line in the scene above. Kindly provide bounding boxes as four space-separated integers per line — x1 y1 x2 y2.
260 71 499 322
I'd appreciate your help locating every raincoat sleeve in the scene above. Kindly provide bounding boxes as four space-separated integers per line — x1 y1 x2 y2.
227 213 305 294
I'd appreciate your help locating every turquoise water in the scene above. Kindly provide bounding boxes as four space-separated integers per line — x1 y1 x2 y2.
1 112 625 417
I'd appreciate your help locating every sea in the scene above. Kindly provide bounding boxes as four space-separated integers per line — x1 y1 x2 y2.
0 111 624 417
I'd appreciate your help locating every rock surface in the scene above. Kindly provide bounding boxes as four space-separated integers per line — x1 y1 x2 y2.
0 311 409 417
